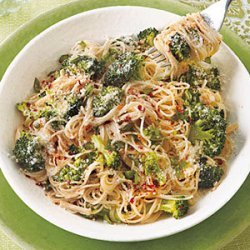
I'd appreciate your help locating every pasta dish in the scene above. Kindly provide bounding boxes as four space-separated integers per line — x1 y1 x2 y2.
13 13 235 224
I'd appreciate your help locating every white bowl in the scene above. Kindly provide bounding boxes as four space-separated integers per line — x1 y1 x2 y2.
0 6 249 242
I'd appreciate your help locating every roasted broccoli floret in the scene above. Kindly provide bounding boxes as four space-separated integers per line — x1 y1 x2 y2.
93 86 123 117
64 95 83 120
64 84 93 120
138 27 159 46
144 152 160 175
103 52 143 87
17 101 57 120
171 157 189 180
144 152 166 185
206 67 221 90
59 54 71 65
55 152 97 182
68 144 81 155
175 91 226 158
173 88 200 121
16 102 29 117
188 104 226 157
169 32 191 62
56 165 83 182
160 199 189 219
74 152 97 168
92 135 122 170
82 141 95 150
124 170 140 184
107 140 125 152
61 55 104 79
101 48 120 67
13 132 45 172
92 208 121 224
180 65 221 90
143 125 163 145
39 108 57 120
50 120 66 131
111 36 137 52
198 157 224 188
95 208 113 224
183 88 200 107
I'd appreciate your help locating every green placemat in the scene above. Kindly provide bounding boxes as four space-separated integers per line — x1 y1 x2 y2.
1 0 249 45
0 0 249 249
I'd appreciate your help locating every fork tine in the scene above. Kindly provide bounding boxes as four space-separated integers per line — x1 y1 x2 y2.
151 53 162 59
146 47 157 55
146 46 170 67
161 63 171 68
156 57 166 63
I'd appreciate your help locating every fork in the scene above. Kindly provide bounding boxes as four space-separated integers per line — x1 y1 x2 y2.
147 0 233 67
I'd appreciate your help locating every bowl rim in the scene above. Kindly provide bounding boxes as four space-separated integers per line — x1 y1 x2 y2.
0 6 249 242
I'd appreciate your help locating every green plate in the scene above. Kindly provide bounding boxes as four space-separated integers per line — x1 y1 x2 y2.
0 0 249 249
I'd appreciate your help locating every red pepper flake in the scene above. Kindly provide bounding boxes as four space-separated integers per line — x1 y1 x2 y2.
142 183 147 190
104 121 111 125
85 124 92 132
137 105 145 112
124 116 131 122
176 105 184 113
138 145 143 150
148 184 156 189
129 197 135 204
149 92 154 97
216 158 224 165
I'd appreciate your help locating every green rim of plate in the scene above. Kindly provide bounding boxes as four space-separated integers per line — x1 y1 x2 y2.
0 0 249 249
